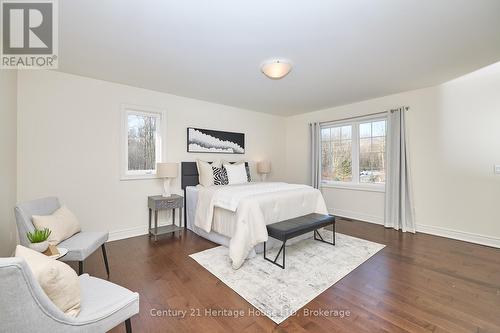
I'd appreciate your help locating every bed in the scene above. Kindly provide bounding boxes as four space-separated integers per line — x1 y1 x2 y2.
181 162 328 269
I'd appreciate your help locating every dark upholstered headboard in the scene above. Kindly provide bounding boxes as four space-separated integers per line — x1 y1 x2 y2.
181 162 200 190
181 161 249 190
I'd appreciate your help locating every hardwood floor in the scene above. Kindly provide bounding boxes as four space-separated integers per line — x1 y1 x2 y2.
76 219 500 333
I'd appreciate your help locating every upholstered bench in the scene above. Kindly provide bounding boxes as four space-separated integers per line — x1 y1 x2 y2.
264 213 335 269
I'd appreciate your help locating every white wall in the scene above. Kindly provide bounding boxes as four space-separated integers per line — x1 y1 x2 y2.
286 62 500 245
0 71 18 256
17 70 286 240
15 63 500 247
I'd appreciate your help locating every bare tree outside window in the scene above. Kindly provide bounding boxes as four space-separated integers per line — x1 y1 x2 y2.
321 125 352 182
359 120 386 184
320 117 386 186
127 114 158 171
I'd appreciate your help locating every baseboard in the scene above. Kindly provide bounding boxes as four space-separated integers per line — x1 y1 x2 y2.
329 208 500 248
329 208 384 225
108 225 148 242
108 222 178 242
108 214 500 250
416 224 500 249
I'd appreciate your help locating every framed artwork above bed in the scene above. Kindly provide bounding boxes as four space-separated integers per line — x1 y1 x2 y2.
187 127 245 154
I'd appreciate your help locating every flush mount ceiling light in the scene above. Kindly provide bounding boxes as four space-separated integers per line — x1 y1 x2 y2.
261 59 292 79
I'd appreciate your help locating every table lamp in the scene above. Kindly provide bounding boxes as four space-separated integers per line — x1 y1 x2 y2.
257 161 271 182
157 162 178 197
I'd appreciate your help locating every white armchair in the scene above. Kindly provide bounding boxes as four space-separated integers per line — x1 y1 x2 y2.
15 197 109 276
0 257 139 332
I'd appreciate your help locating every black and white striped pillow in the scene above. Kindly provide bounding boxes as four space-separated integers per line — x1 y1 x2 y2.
245 164 251 182
212 166 229 185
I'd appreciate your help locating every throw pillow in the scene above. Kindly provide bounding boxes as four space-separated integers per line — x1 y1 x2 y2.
15 245 81 317
222 160 251 182
212 165 229 185
224 163 248 184
32 206 81 245
196 159 221 187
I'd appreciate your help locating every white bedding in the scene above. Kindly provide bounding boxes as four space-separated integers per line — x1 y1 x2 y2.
186 186 297 253
186 186 236 242
194 182 328 269
208 182 311 212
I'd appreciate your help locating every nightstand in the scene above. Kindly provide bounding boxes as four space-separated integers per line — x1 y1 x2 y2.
148 194 184 241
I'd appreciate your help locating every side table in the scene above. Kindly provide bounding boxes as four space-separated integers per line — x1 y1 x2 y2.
148 194 184 241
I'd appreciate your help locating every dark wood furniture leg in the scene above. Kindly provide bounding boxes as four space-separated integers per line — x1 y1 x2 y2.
125 318 132 333
101 244 110 277
78 261 84 275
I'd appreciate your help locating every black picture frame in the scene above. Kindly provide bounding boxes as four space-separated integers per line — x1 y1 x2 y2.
187 127 245 154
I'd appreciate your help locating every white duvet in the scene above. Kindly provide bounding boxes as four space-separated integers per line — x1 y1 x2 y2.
194 182 328 269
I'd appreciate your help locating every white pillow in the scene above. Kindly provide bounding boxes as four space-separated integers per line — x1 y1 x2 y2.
32 206 81 245
196 159 221 187
224 163 248 184
222 160 251 182
15 245 81 317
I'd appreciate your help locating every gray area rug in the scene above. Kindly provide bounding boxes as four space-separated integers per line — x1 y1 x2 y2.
190 231 385 324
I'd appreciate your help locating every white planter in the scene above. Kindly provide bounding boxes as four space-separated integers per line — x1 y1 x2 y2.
29 240 49 253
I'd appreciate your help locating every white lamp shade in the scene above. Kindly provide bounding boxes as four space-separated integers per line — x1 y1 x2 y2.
157 162 178 178
257 161 271 174
261 61 292 79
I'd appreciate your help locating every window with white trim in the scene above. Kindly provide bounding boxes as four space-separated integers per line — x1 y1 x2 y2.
121 106 164 179
321 116 387 187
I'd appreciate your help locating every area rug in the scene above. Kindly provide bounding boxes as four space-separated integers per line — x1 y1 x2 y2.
189 231 385 324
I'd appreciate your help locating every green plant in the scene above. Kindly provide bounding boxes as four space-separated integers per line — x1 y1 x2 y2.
27 228 52 244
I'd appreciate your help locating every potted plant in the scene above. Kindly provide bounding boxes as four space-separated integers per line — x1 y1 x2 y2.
27 228 52 253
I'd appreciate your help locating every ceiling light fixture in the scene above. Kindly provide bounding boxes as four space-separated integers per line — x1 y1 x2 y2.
261 59 292 79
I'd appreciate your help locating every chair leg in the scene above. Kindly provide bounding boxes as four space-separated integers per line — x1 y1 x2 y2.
78 261 84 275
101 244 110 277
125 318 132 333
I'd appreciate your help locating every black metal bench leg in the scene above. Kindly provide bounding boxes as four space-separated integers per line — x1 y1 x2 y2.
78 261 84 275
263 240 286 269
283 242 286 268
125 318 132 333
102 244 110 277
314 228 335 246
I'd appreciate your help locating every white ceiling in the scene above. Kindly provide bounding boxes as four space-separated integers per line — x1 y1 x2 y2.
58 0 500 116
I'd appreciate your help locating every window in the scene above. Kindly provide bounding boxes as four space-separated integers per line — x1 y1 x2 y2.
121 105 164 179
321 125 352 182
321 116 387 189
359 120 386 184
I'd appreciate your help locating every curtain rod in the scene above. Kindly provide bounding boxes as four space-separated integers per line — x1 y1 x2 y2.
316 106 409 125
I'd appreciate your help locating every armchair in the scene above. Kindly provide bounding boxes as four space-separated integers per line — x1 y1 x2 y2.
0 257 138 332
15 197 110 276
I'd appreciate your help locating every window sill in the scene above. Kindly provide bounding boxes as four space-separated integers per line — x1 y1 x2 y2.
321 182 385 193
120 173 158 181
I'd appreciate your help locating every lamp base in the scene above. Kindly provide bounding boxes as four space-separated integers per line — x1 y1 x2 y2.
162 178 172 197
260 174 268 182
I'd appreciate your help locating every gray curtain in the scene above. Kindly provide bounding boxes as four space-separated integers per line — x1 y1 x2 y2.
309 122 321 189
384 107 415 232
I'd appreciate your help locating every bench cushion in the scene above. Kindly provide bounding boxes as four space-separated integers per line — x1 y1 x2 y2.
266 213 335 241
